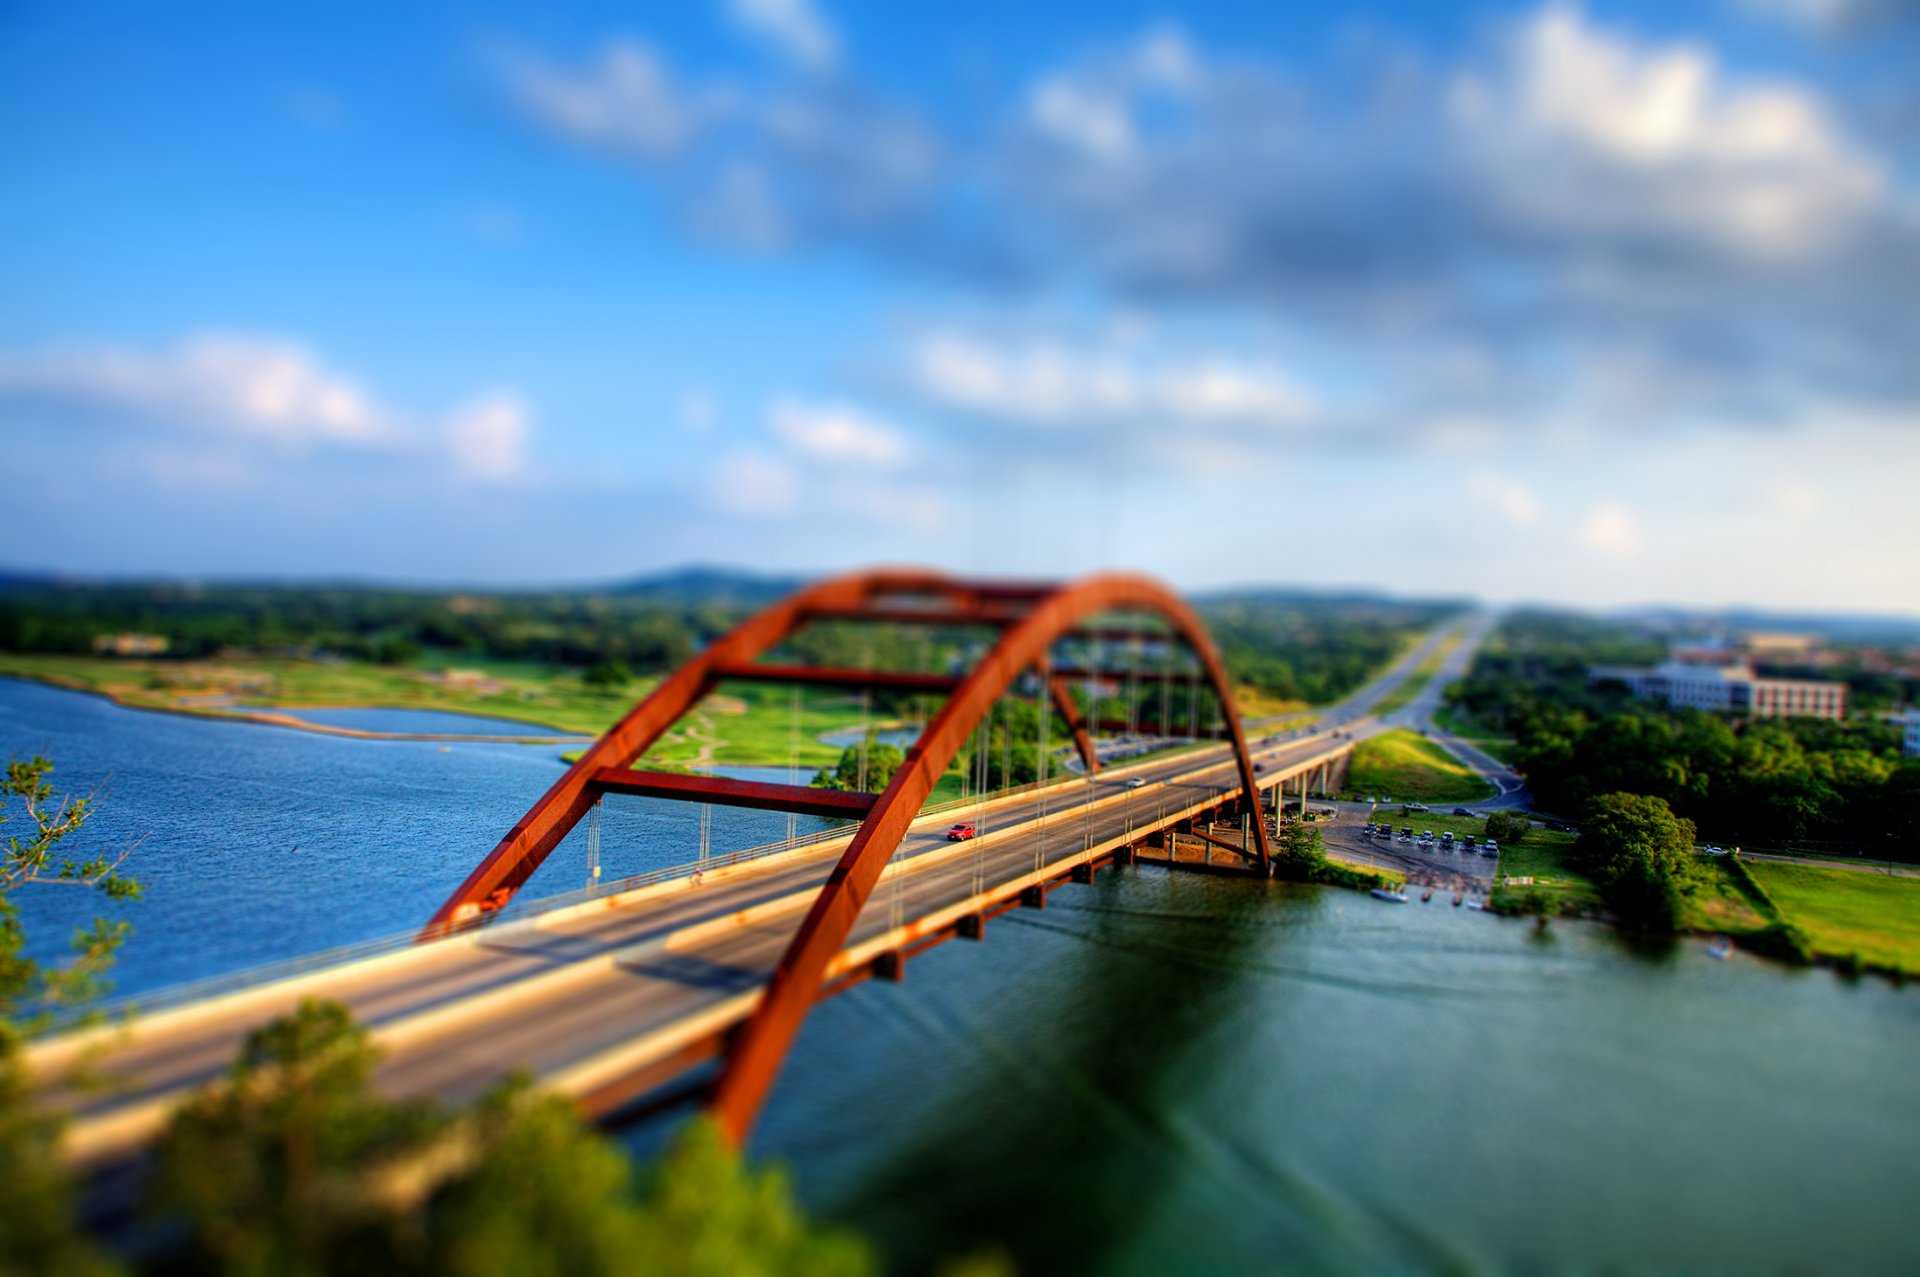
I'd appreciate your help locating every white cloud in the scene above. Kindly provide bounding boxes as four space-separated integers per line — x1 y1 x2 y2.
712 450 800 515
0 334 392 448
912 332 1313 431
505 39 724 163
726 0 839 73
1029 77 1134 158
1469 472 1541 524
767 398 907 467
1577 501 1644 557
445 394 531 480
1455 4 1884 259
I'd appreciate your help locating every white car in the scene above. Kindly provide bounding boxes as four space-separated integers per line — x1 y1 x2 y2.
1126 777 1145 789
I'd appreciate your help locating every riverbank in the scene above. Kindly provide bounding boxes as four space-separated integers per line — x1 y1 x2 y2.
1485 827 1918 980
0 653 871 760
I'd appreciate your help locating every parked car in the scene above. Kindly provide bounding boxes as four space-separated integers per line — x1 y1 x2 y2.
1452 807 1474 817
947 822 976 841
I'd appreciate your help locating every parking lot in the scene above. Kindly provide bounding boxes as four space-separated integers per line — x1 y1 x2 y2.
1315 801 1501 902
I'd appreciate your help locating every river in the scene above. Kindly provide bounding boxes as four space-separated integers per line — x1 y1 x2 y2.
6 677 1918 1274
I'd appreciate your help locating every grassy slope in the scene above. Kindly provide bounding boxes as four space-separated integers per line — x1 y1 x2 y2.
1747 861 1920 970
1347 729 1495 804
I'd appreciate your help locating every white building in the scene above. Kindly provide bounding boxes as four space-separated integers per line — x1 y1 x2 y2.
1589 656 1847 721
1903 711 1920 759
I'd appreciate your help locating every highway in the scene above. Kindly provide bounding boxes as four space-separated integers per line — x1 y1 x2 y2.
33 614 1485 1167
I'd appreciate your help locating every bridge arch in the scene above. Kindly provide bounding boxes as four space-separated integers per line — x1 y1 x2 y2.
420 569 1270 1142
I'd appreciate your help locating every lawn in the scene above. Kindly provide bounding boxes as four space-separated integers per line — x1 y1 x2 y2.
1480 829 1771 932
1347 729 1494 804
1747 861 1920 970
0 652 878 765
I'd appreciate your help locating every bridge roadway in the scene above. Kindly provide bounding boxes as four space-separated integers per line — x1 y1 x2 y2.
37 618 1477 1166
36 733 1342 1164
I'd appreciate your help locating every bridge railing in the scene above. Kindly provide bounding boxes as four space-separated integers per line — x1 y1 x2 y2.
52 738 1260 1031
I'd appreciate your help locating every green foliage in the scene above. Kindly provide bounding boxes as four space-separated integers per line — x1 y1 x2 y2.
0 757 132 1277
811 732 906 793
1450 613 1917 856
2 757 141 1045
960 700 1050 791
1272 820 1328 880
582 659 633 692
1575 793 1698 932
150 1000 445 1276
148 1000 881 1277
1484 811 1531 845
1203 596 1459 705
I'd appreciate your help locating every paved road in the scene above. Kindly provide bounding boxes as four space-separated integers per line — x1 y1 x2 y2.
33 723 1352 1164
34 612 1484 1164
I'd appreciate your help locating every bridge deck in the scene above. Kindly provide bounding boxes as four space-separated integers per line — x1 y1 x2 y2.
32 728 1357 1166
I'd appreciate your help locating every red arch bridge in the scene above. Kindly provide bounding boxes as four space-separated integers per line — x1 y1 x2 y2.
36 569 1379 1163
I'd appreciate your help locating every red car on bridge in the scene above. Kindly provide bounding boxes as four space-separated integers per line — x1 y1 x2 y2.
947 822 976 841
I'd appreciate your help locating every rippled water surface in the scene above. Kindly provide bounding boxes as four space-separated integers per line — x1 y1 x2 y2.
7 677 1919 1273
1 678 830 993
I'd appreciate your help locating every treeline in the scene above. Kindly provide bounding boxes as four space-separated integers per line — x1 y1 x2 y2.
1450 613 1920 856
0 584 709 671
1202 596 1459 705
0 583 1452 707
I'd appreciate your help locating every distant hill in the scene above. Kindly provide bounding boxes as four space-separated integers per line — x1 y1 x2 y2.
1196 584 1473 612
0 569 65 592
1610 606 1920 645
597 565 804 606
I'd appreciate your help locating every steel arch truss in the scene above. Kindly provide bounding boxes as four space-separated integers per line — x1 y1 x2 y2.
420 569 1271 1140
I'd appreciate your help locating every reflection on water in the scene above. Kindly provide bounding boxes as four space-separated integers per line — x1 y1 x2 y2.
8 676 1918 1272
753 871 1920 1275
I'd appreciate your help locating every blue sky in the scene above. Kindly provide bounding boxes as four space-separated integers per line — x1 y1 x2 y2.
3 0 1917 610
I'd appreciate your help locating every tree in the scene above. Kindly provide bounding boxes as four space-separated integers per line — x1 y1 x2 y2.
150 999 445 1276
582 660 633 693
1 757 138 1277
150 1000 879 1277
812 733 905 793
1575 792 1697 932
1483 811 1530 845
1272 819 1329 880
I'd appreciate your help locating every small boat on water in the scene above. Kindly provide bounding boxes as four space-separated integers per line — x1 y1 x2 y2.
1370 886 1410 903
1706 935 1735 959
1452 893 1464 907
1421 887 1434 902
1464 897 1485 910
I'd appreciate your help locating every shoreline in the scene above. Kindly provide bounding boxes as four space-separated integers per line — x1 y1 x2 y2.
0 672 593 745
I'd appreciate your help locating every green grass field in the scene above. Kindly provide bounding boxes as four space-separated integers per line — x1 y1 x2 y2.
0 652 877 766
1348 729 1494 804
1747 861 1920 970
1481 830 1772 932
